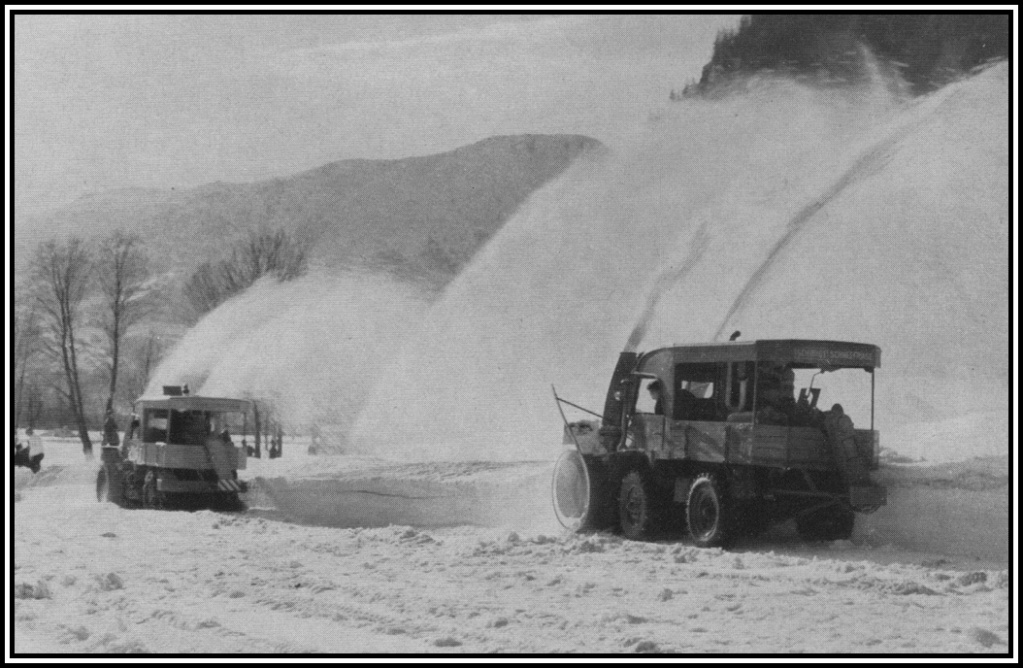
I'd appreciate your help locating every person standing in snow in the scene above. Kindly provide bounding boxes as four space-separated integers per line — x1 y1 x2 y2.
308 424 321 455
102 409 120 447
822 403 869 486
13 429 32 471
23 428 44 473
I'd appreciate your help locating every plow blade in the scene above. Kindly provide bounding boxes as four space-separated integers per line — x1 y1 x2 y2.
552 449 614 531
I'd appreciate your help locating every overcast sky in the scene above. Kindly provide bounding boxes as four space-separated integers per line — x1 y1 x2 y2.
13 13 738 212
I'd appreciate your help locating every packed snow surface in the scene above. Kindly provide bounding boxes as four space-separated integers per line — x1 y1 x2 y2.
11 436 1011 654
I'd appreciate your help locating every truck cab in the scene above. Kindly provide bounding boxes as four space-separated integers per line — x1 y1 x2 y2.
555 339 887 547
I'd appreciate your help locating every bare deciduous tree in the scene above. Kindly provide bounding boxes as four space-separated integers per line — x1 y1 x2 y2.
24 382 45 430
120 330 165 402
32 238 94 456
182 261 223 316
13 291 41 429
183 227 308 315
96 231 150 412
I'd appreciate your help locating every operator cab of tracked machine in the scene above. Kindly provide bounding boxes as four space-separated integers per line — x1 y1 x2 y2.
98 386 253 509
554 338 886 547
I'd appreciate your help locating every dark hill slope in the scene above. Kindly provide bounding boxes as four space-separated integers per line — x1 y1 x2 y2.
17 134 603 287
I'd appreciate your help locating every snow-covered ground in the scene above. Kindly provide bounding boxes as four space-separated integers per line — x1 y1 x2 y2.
11 435 1011 654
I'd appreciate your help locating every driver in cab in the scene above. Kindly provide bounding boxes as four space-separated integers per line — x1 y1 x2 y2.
756 363 796 426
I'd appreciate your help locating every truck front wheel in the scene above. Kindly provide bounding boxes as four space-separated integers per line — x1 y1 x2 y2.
686 474 734 548
618 469 662 541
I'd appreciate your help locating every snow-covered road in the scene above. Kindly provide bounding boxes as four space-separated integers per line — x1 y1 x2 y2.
10 440 1011 655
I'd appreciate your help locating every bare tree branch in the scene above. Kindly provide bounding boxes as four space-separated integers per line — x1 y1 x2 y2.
31 237 95 455
183 227 309 315
96 230 151 411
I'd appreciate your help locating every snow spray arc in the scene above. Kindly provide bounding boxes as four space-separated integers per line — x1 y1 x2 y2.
146 270 430 452
350 64 1008 462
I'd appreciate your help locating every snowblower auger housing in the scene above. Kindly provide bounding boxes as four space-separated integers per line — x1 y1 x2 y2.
97 388 252 510
553 339 886 547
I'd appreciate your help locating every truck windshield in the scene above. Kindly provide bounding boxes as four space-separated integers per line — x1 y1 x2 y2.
168 410 213 445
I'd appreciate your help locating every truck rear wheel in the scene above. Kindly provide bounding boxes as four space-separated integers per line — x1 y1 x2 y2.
618 469 662 541
686 474 733 548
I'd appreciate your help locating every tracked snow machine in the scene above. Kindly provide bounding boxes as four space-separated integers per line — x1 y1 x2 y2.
553 338 886 547
96 386 251 510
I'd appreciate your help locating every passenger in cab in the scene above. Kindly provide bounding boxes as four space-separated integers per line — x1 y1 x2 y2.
756 363 796 426
647 380 665 416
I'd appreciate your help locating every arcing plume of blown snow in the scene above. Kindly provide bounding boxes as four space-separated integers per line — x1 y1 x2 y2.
350 63 1008 463
146 270 429 450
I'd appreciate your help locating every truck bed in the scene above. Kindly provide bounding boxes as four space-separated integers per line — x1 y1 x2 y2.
564 417 876 472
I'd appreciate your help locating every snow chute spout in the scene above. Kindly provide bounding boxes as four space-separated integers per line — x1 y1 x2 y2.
552 449 592 530
552 449 614 532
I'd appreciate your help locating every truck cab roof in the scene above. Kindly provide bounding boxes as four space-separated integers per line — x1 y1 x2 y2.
134 396 252 413
641 339 881 370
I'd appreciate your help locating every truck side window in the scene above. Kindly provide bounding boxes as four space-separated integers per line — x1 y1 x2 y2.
143 409 168 443
636 378 665 415
727 362 754 412
674 363 721 421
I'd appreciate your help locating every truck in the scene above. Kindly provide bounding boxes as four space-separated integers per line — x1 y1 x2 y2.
553 338 886 547
96 386 252 510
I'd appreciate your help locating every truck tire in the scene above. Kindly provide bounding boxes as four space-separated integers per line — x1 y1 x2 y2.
142 470 163 510
96 467 109 502
618 469 662 541
686 474 734 548
796 506 855 541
